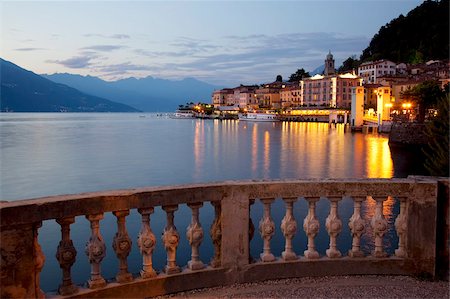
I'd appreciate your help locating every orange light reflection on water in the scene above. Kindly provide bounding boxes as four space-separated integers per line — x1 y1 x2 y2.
366 136 393 178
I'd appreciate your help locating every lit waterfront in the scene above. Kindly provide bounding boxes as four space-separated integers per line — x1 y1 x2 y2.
0 113 425 292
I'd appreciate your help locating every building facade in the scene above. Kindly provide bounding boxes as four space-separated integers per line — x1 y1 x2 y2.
302 73 362 109
358 59 397 84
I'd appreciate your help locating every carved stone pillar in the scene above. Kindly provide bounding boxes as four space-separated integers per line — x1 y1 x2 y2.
137 208 157 278
209 201 222 268
280 197 298 261
303 197 320 259
162 205 181 274
371 197 388 258
112 210 133 283
33 222 46 299
1 224 36 298
259 198 275 262
348 197 366 258
56 217 78 295
325 197 342 258
395 197 407 258
85 213 106 289
187 202 205 270
248 198 255 263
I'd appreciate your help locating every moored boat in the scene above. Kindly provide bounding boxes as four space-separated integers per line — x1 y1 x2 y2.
170 110 195 119
238 111 280 122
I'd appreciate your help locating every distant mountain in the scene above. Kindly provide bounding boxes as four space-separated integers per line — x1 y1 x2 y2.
43 73 223 112
0 59 139 112
310 65 325 76
360 0 448 63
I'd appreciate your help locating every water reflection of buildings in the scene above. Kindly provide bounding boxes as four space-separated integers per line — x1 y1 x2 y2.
366 136 393 178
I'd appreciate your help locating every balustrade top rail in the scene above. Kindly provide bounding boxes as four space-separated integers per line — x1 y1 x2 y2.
0 178 436 227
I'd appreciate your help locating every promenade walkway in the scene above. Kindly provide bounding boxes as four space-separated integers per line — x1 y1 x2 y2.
161 276 449 298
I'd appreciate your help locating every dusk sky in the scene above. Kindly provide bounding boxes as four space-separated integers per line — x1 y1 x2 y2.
2 0 423 85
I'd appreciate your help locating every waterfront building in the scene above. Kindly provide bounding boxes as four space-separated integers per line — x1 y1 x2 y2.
358 59 397 84
255 81 282 109
234 85 259 109
363 83 383 109
212 88 234 107
280 82 302 108
302 72 362 109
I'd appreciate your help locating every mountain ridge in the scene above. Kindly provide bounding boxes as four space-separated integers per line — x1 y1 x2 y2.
0 58 139 112
43 73 223 112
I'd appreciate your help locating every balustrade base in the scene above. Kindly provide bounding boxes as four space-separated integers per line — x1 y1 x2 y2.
210 258 221 268
141 269 157 279
165 265 181 275
395 249 407 258
282 251 298 261
304 250 319 259
87 277 106 289
58 284 78 296
188 260 205 270
348 250 365 258
116 272 133 283
326 249 342 258
372 251 388 258
260 253 275 262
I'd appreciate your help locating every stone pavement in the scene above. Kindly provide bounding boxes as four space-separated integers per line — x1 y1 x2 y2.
159 275 449 298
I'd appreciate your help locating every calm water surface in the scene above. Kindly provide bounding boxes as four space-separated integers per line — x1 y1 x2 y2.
0 113 425 292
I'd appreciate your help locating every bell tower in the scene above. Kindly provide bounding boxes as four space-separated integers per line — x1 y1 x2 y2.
324 50 335 76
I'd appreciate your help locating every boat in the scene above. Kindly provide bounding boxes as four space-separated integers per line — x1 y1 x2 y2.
170 110 195 119
238 111 280 122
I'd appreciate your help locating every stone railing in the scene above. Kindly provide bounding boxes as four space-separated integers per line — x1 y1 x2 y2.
1 178 448 298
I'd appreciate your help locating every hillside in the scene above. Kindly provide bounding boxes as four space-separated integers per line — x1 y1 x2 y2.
43 73 222 112
360 0 449 63
0 59 139 112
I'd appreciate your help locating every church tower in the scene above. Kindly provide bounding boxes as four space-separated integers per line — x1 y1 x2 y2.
324 50 335 76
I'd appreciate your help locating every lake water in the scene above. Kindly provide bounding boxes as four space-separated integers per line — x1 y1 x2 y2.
0 113 426 292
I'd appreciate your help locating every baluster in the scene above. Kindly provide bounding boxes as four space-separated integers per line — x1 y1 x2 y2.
248 198 255 263
187 203 205 270
112 210 133 283
370 196 388 258
162 205 181 274
395 197 407 258
280 197 298 261
85 213 106 289
325 197 342 258
209 201 222 268
56 217 78 295
33 222 45 299
137 208 157 278
348 197 366 257
259 198 275 262
303 197 320 259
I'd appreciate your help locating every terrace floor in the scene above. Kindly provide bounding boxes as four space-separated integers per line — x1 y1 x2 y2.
160 275 449 298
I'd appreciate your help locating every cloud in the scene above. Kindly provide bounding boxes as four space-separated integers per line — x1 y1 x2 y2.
83 33 130 39
47 54 98 69
14 47 47 51
81 45 125 52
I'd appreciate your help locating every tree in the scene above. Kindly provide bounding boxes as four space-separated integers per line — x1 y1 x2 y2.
401 80 444 123
276 75 283 82
338 55 360 73
423 92 449 176
288 68 310 82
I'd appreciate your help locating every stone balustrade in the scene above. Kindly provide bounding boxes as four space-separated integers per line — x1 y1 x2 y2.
0 178 448 298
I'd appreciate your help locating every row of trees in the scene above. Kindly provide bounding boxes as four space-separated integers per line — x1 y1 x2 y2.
402 81 449 177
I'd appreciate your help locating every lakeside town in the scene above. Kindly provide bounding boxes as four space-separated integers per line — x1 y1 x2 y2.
177 51 449 128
